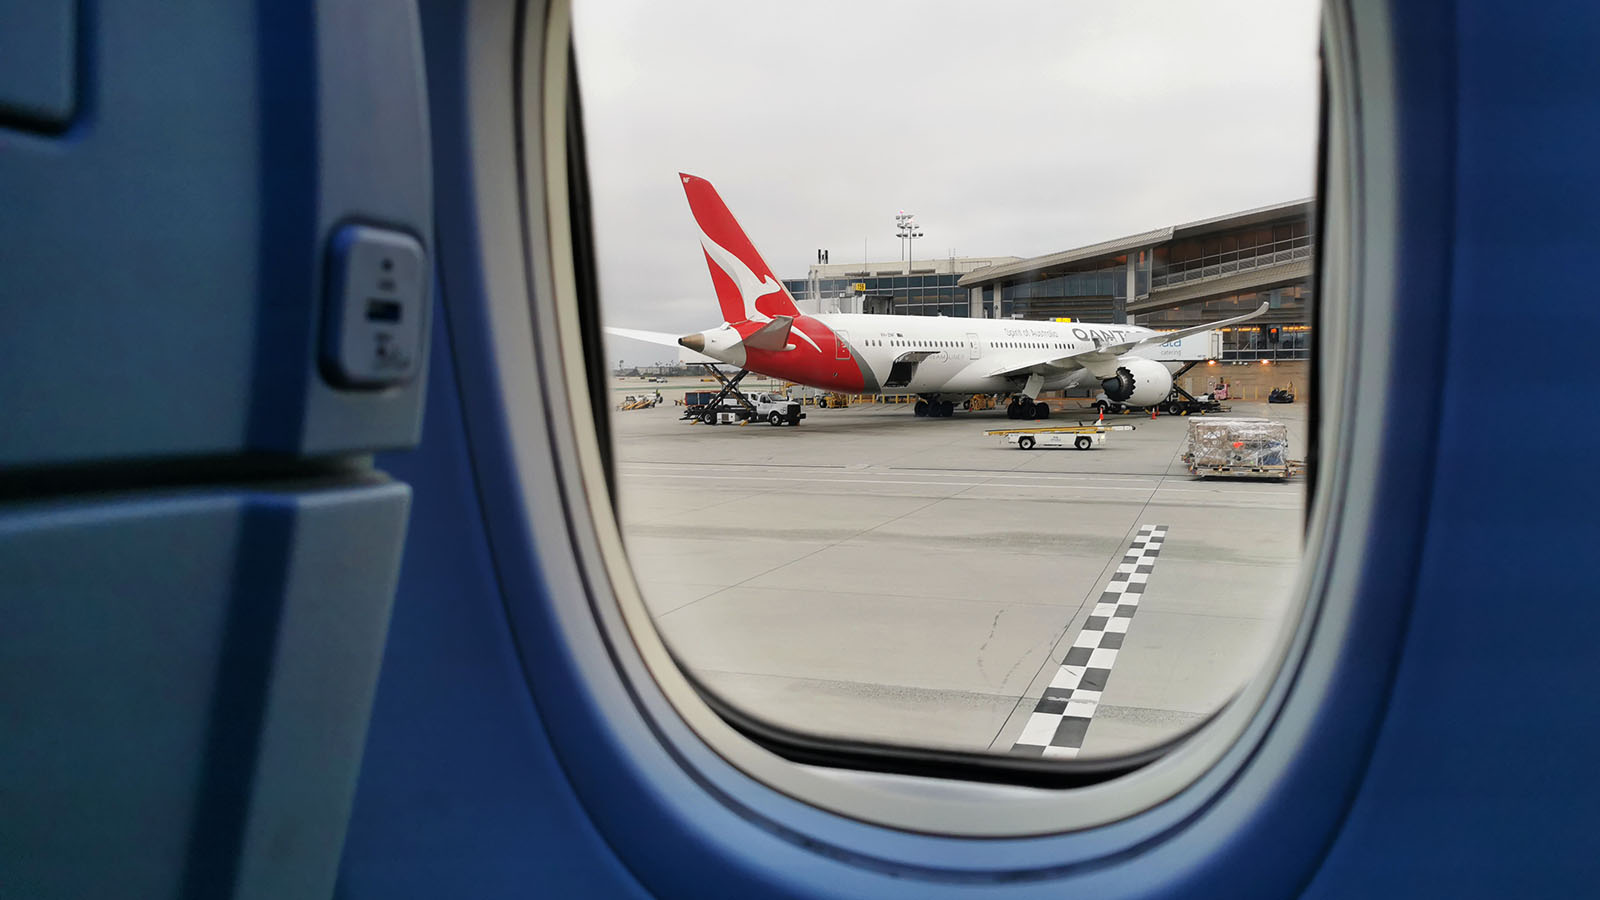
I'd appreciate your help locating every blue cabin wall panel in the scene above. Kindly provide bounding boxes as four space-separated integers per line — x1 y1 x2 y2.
337 296 649 899
1305 0 1600 895
0 0 434 468
0 0 77 128
0 1 263 466
0 480 409 900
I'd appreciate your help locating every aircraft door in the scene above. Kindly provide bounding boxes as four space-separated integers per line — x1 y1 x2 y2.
968 332 980 359
835 330 851 360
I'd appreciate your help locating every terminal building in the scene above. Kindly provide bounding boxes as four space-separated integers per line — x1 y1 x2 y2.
783 255 1021 319
786 199 1312 362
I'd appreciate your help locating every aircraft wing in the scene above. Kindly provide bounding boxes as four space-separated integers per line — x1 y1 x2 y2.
605 319 795 351
984 303 1269 379
1120 302 1271 353
604 326 724 365
605 326 684 347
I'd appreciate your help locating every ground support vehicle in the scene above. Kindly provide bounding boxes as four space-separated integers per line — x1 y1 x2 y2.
1093 384 1227 416
1159 382 1228 415
741 391 806 425
681 365 804 426
965 394 1000 411
984 424 1133 451
617 394 660 410
1088 360 1229 416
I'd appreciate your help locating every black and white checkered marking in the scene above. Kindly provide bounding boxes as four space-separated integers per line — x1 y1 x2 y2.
1011 524 1168 759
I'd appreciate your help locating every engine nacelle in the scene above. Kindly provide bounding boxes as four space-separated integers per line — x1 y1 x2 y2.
1100 357 1173 407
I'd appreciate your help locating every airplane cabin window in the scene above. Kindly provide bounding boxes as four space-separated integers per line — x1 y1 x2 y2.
576 0 1319 771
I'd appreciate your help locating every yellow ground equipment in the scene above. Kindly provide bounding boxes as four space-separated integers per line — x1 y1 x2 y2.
617 394 660 411
984 424 1135 451
966 394 999 411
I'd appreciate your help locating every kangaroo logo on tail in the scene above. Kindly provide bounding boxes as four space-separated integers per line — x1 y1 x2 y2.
681 173 802 326
696 228 780 324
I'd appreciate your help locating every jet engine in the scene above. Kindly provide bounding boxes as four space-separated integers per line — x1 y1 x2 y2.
1100 357 1173 407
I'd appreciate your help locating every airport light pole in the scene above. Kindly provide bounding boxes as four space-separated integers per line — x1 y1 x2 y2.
895 211 923 276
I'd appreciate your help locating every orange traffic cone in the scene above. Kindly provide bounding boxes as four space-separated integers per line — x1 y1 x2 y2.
1097 407 1104 424
1150 405 1158 420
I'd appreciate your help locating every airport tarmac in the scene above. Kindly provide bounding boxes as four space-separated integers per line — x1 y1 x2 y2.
609 386 1306 759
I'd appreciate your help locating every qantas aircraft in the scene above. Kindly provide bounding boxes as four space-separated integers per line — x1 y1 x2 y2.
610 174 1269 420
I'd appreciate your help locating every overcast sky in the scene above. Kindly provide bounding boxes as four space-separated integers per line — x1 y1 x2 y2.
575 0 1320 366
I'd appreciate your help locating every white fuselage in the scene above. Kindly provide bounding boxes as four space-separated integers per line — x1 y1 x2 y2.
807 313 1179 396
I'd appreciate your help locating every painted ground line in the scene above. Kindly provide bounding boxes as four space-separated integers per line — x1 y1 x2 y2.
615 472 1159 492
618 468 1290 496
1009 524 1169 759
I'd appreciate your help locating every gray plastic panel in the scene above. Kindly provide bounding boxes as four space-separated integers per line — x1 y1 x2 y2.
321 225 429 388
300 0 434 456
0 479 409 900
0 0 431 467
0 0 76 128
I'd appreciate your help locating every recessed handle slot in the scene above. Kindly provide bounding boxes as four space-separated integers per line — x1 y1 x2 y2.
365 299 402 323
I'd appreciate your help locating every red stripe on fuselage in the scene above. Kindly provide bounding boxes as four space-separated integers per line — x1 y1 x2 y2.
734 316 865 392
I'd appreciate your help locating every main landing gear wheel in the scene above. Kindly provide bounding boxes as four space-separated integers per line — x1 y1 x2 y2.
1007 402 1022 420
914 400 929 417
1075 435 1092 450
768 411 783 426
1018 435 1036 450
939 400 954 417
1035 404 1050 420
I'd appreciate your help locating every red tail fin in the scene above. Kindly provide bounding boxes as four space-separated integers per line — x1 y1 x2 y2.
680 173 801 325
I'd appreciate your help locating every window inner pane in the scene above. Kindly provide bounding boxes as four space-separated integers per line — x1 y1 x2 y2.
580 0 1319 762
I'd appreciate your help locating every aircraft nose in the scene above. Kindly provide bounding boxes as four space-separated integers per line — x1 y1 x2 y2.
679 333 705 352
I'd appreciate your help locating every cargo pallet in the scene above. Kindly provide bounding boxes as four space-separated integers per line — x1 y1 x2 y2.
1185 460 1305 481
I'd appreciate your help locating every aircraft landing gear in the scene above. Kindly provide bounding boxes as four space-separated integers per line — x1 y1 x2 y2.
1007 397 1051 420
914 400 929 417
916 398 957 418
